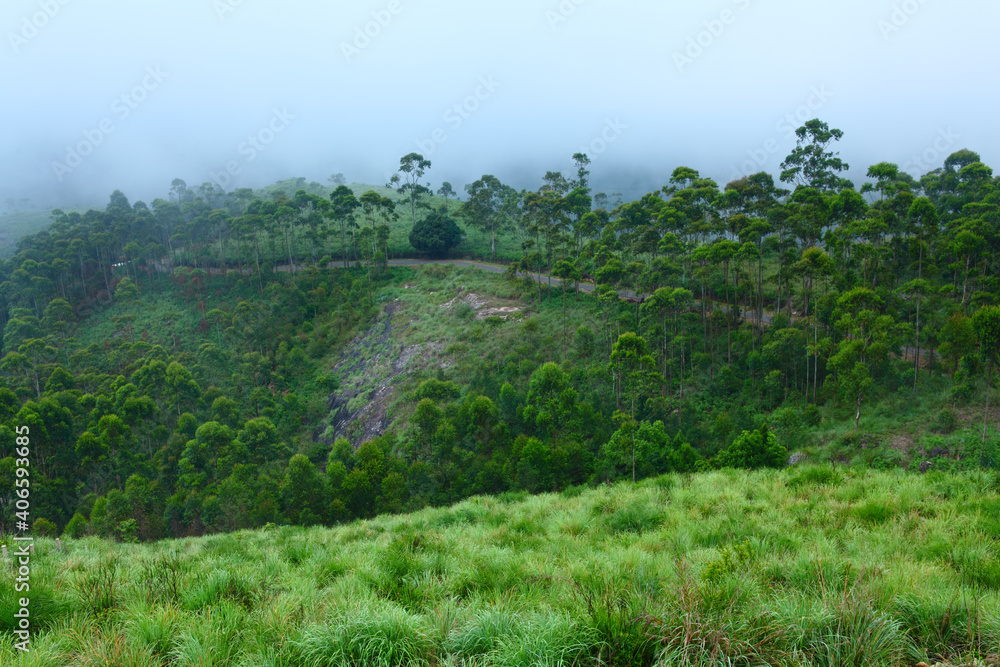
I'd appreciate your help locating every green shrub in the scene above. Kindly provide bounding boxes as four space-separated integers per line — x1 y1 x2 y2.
62 512 88 539
415 379 460 402
950 383 975 406
702 539 755 584
31 517 57 538
716 424 786 469
932 407 958 434
409 211 462 256
802 404 822 427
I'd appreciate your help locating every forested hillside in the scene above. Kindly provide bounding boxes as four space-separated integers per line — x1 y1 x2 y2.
1 121 1000 542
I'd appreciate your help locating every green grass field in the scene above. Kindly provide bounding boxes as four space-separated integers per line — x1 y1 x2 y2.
2 467 999 666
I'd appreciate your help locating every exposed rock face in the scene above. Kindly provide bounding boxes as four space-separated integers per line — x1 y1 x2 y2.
316 302 417 447
787 452 806 466
439 289 522 320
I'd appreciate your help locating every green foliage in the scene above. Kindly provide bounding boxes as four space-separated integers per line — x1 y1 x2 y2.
408 210 463 256
31 517 58 537
932 407 958 434
62 512 88 539
415 378 460 402
702 539 755 583
716 424 787 469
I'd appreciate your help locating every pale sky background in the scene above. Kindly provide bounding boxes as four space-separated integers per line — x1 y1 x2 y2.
2 0 997 210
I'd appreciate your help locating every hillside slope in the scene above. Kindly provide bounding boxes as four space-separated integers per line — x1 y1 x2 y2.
2 467 999 665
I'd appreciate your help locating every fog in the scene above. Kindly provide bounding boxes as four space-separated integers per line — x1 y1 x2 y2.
2 0 997 210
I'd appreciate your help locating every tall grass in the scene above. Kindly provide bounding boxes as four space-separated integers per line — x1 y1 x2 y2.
2 467 1000 665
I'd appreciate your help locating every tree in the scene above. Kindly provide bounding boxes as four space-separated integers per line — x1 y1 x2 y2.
437 182 457 200
828 288 905 429
898 278 930 389
780 119 852 192
973 306 1000 445
409 210 462 256
551 259 581 352
391 153 432 225
115 276 139 303
282 454 328 525
458 175 515 260
330 185 360 268
792 247 835 401
608 332 657 481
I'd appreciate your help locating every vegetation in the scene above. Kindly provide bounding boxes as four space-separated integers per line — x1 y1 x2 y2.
2 120 1000 544
3 467 1000 665
1 117 1000 661
408 209 463 256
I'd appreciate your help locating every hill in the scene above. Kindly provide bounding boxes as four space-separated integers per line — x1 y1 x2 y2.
2 466 999 665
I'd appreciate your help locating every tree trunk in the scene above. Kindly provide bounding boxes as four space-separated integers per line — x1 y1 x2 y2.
914 296 921 390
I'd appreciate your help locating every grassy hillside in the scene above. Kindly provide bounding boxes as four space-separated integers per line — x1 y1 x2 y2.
2 466 999 665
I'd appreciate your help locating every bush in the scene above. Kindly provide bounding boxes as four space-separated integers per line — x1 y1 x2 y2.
62 512 88 539
409 211 462 256
932 407 958 434
950 383 975 406
31 517 58 538
415 379 460 402
715 424 786 469
802 404 822 427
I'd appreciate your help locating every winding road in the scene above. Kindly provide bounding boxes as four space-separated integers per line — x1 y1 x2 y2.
173 255 934 360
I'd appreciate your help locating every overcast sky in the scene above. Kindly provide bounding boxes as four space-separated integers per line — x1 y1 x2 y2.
2 0 997 211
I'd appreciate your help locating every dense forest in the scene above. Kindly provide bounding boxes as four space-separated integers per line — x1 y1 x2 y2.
2 119 1000 542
